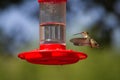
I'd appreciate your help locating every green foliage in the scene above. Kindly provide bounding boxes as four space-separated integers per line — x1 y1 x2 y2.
0 45 120 80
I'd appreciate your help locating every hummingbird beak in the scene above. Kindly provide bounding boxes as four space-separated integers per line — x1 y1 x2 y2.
73 33 82 35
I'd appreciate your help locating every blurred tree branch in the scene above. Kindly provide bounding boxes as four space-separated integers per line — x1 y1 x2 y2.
0 0 23 9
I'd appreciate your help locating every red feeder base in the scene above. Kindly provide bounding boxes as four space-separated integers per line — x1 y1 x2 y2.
18 44 87 65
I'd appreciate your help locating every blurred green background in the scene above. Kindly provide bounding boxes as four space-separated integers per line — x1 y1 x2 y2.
0 0 120 80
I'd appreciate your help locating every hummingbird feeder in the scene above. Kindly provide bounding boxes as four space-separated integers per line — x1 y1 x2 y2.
18 0 87 65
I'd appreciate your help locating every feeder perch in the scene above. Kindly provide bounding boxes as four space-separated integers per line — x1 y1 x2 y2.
18 0 87 65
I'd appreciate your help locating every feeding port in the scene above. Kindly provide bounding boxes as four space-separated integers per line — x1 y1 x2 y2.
18 0 87 65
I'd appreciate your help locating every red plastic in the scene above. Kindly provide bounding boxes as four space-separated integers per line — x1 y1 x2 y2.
38 0 67 3
18 44 87 65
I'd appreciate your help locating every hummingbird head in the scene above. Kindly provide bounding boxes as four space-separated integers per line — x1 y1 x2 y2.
73 32 90 38
80 32 89 35
74 32 89 35
80 32 89 38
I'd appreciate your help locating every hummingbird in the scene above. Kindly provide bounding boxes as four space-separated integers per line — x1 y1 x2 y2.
70 32 99 48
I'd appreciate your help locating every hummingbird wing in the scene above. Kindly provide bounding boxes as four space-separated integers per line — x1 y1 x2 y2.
70 38 91 46
90 38 99 48
73 33 88 38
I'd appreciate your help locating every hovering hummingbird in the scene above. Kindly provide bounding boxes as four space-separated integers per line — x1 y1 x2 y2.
70 32 99 48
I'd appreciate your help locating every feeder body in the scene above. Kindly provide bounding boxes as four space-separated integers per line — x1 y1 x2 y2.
18 0 87 65
40 2 66 45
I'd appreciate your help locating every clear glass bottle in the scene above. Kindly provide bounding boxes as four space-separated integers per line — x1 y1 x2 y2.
39 0 66 45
